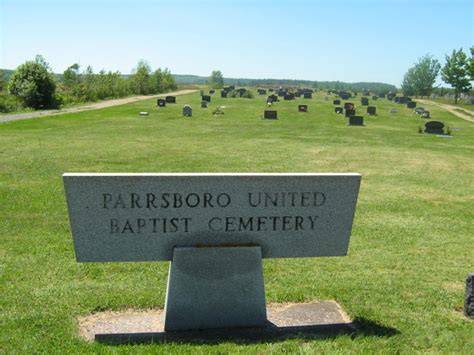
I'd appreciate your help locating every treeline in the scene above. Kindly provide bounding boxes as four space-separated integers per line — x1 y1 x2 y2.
0 56 177 112
402 48 474 103
174 74 397 94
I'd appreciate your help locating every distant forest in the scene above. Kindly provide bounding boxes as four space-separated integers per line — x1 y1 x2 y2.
173 74 397 93
2 69 397 93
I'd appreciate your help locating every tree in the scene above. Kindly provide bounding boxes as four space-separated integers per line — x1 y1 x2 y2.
401 67 415 96
8 55 56 109
410 54 441 98
63 63 80 88
441 49 472 104
208 70 224 89
130 60 152 95
468 47 474 81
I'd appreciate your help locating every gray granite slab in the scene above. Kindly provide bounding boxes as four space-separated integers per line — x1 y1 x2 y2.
164 246 267 331
63 173 361 262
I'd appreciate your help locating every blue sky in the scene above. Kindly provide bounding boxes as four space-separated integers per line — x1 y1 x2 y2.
1 0 472 85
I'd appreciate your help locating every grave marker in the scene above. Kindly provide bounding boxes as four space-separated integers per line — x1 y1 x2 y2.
157 99 166 107
335 107 343 114
166 96 176 104
367 106 377 115
424 121 444 134
298 105 308 112
361 97 369 106
348 115 364 126
345 108 356 117
264 110 278 119
182 105 192 117
202 95 211 103
333 99 341 105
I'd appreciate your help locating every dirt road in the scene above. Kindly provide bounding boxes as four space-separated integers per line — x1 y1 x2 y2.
416 99 474 123
0 89 197 123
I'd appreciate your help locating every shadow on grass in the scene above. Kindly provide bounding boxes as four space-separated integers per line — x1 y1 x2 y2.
95 317 399 345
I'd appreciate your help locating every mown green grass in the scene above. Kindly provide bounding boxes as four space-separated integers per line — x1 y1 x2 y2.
1 91 473 353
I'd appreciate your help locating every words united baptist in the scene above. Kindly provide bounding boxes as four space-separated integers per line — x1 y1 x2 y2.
101 191 327 234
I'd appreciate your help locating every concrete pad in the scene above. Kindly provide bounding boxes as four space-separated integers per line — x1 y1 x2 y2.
77 301 353 343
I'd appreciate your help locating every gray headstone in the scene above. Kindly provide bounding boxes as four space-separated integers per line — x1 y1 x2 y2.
164 246 267 331
348 115 364 126
165 96 176 103
264 110 278 119
182 105 192 117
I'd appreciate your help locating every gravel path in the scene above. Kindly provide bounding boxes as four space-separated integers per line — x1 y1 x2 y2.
0 89 197 123
416 99 474 123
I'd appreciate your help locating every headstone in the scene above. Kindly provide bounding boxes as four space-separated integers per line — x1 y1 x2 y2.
139 112 149 116
303 92 312 99
264 110 278 119
209 90 215 94
390 108 398 113
398 97 407 104
361 97 369 106
201 101 208 108
182 105 192 117
335 107 343 114
284 93 294 100
166 96 176 104
367 106 377 115
348 115 364 126
345 109 356 117
202 95 211 103
298 105 308 112
421 110 430 118
407 101 416 109
294 92 301 98
465 273 474 319
414 107 425 115
257 89 267 95
157 99 166 107
344 102 355 110
424 121 444 134
64 173 361 331
394 96 400 103
221 91 227 98
333 99 341 105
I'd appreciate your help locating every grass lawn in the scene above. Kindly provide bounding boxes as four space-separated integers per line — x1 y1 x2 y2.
1 91 473 353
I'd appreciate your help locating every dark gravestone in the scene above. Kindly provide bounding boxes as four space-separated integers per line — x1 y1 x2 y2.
465 273 474 319
201 101 208 108
361 97 369 106
424 121 444 134
345 109 356 117
277 90 285 97
394 96 400 103
157 99 166 107
294 92 301 98
298 105 308 112
344 102 355 110
257 89 267 95
407 101 416 109
268 94 278 103
421 110 430 118
209 90 215 94
398 97 407 104
333 99 341 105
339 93 350 100
182 105 192 117
229 85 235 90
237 88 247 97
348 115 364 126
221 91 227 98
202 95 211 103
303 92 312 99
367 106 377 115
335 107 343 114
264 110 278 120
284 93 294 100
166 96 176 104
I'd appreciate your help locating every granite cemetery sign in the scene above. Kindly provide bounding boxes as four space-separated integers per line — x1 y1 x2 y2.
64 173 361 331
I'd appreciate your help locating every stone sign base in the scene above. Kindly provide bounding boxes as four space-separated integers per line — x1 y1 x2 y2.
164 246 267 331
78 301 353 343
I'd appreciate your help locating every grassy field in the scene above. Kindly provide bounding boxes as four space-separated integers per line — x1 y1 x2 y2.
425 96 474 112
1 91 473 353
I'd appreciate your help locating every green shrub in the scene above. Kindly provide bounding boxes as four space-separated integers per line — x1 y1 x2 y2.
0 94 21 113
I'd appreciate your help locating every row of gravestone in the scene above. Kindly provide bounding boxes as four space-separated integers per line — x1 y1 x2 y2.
157 96 177 107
